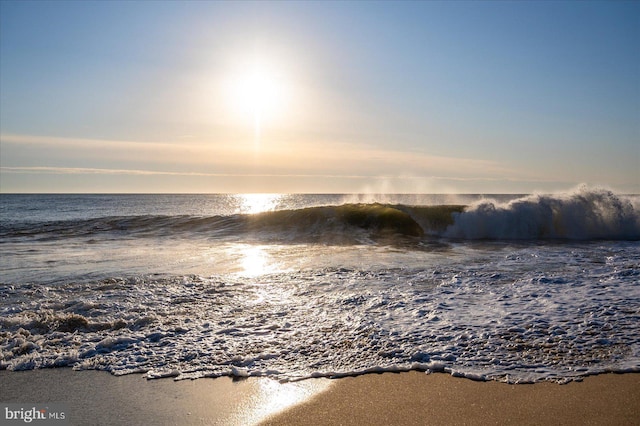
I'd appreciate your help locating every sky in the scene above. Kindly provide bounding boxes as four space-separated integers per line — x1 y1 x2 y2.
1 1 638 194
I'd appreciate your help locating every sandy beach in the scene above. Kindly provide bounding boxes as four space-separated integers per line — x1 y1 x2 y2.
1 370 638 425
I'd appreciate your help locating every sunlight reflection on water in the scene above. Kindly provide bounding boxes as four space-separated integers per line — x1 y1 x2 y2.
240 245 277 277
238 194 284 214
236 378 333 425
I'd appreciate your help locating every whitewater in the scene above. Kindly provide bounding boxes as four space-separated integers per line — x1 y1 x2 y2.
1 187 639 383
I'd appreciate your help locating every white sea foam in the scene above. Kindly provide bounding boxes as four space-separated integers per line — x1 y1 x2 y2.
1 240 639 383
444 186 640 240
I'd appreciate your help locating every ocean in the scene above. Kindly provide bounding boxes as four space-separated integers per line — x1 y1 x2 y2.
1 187 639 383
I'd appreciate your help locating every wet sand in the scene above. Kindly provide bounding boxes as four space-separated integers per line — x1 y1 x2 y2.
263 372 640 426
1 369 638 425
0 369 331 425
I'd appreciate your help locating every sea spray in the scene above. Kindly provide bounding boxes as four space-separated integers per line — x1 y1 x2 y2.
443 187 640 240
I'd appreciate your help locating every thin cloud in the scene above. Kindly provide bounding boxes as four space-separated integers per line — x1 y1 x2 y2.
0 132 516 178
0 166 564 184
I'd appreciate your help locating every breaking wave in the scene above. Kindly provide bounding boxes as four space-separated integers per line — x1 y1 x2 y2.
1 187 638 242
444 187 640 240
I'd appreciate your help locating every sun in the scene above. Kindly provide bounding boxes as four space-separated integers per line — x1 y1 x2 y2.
234 68 284 119
226 56 290 144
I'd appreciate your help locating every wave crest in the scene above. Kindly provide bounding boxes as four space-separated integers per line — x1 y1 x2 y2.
444 187 640 240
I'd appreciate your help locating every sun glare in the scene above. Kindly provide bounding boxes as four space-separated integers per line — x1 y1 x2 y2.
226 56 291 147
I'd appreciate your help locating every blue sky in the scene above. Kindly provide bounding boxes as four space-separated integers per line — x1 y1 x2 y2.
1 0 638 193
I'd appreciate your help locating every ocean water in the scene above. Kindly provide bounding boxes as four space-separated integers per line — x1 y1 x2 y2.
1 187 639 383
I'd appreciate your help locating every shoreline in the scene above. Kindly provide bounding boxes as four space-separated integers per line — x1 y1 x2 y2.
1 370 639 425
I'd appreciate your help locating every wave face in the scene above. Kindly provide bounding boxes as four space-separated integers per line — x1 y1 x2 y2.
444 188 640 240
243 204 466 243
